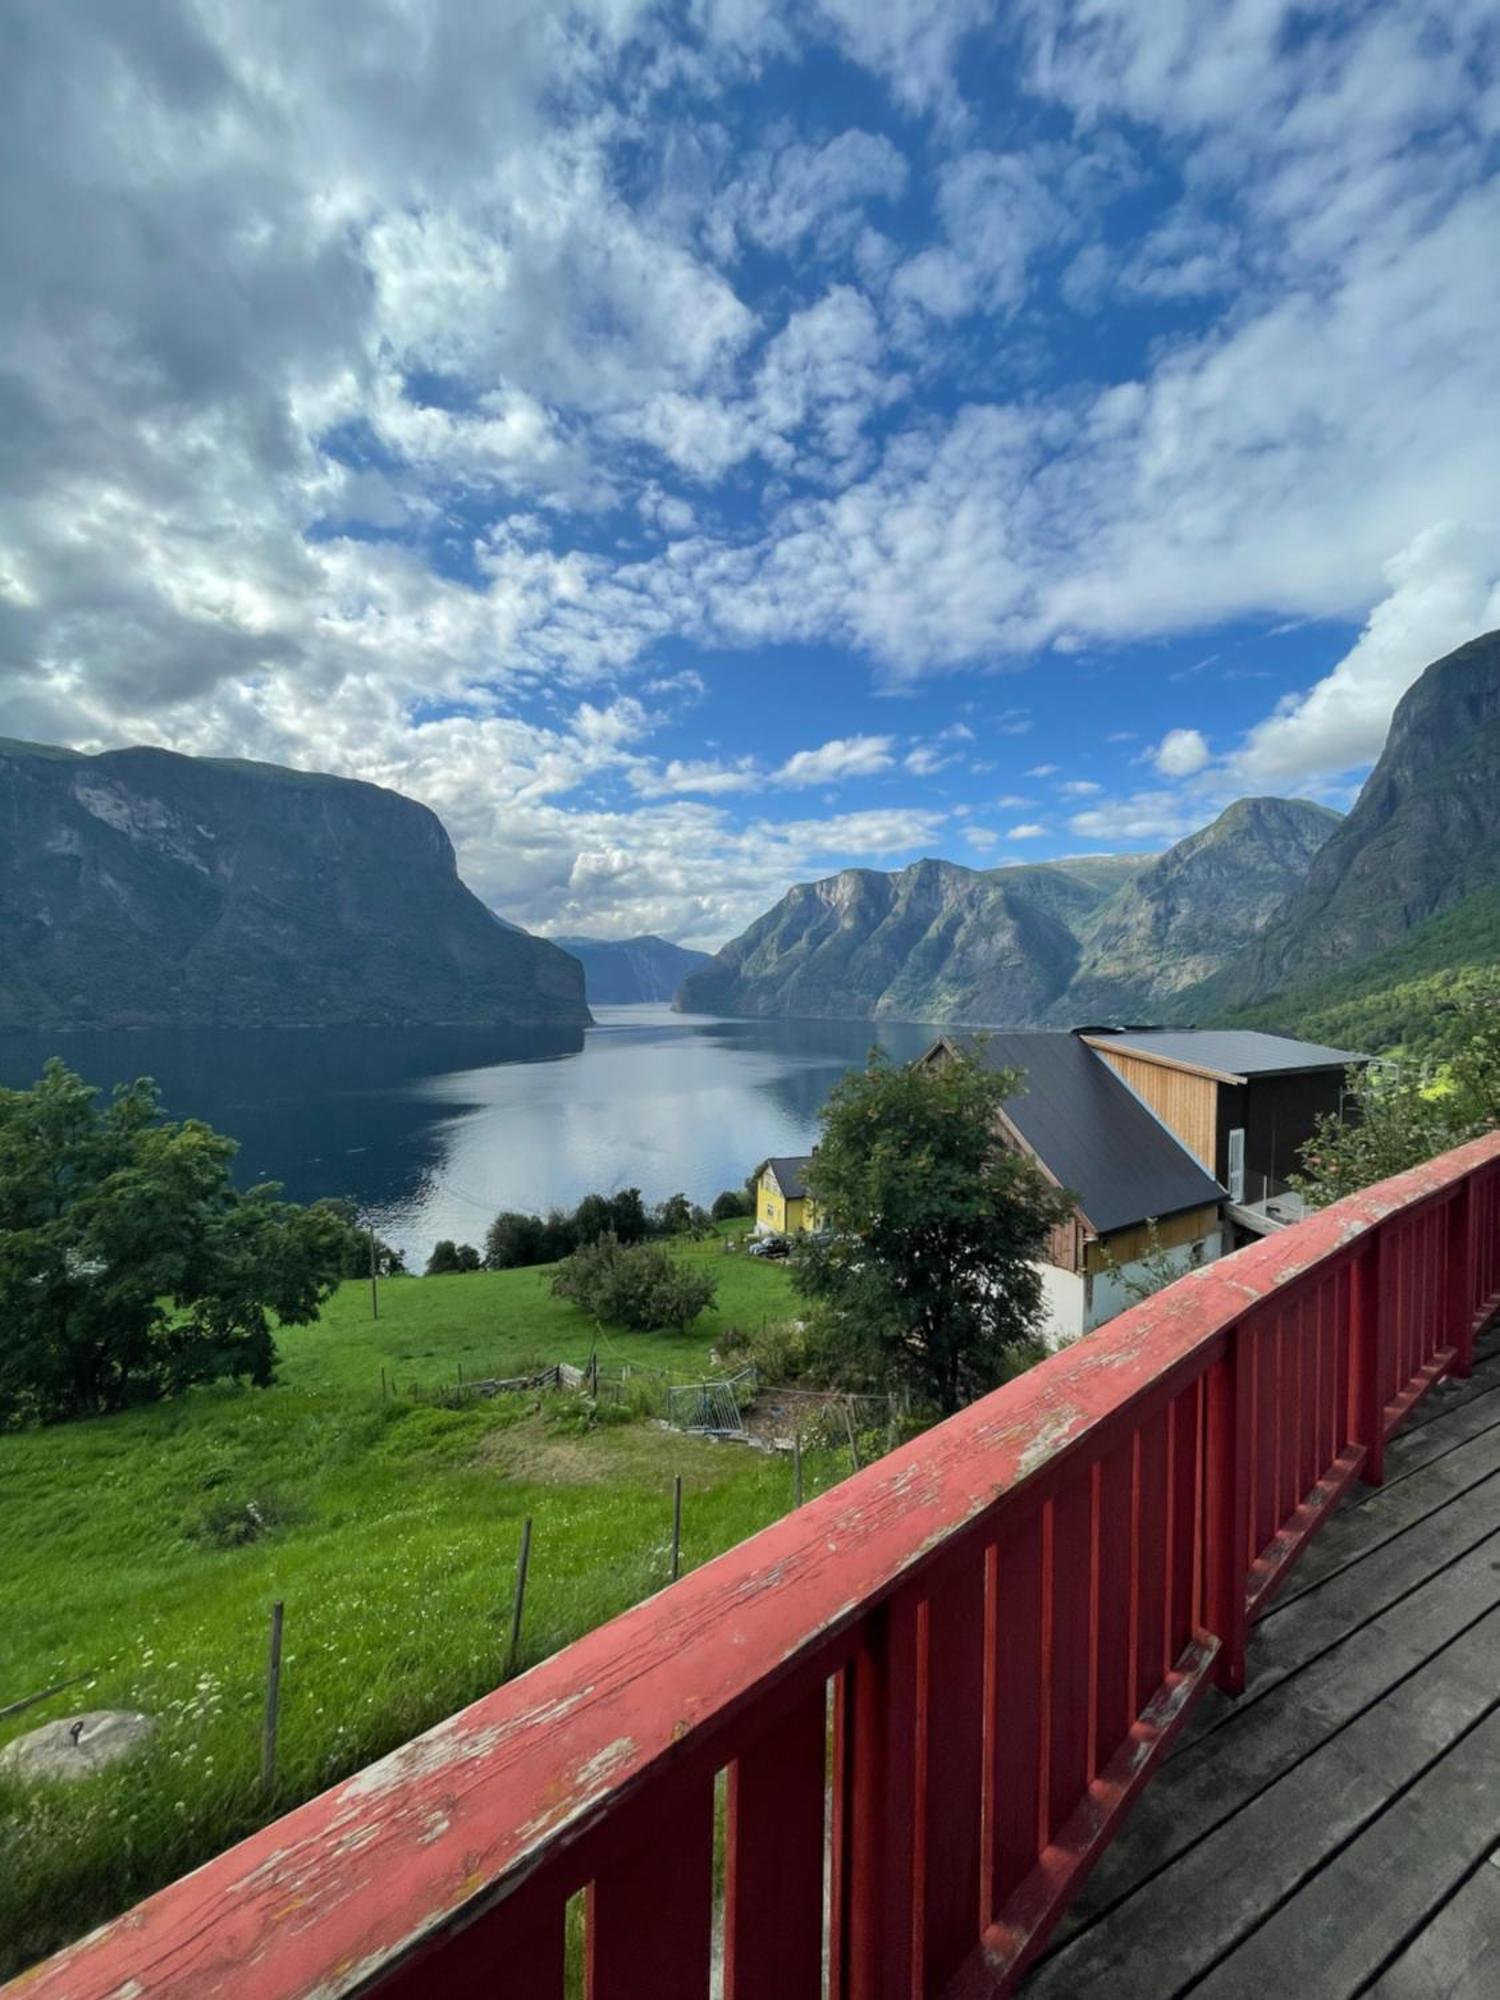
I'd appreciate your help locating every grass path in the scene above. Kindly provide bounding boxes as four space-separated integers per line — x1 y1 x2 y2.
0 1244 812 1976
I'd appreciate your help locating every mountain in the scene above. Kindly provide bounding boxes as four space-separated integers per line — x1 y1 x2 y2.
1204 630 1500 1019
0 740 590 1030
675 799 1341 1028
1060 798 1342 1022
674 855 1143 1024
553 933 711 1004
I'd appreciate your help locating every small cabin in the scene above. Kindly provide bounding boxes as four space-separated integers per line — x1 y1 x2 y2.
755 1156 819 1235
1079 1028 1363 1233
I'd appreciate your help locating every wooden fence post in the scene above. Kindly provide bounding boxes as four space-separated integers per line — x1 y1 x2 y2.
260 1601 284 1793
1351 1231 1388 1484
507 1519 533 1680
1448 1179 1477 1379
1204 1328 1250 1696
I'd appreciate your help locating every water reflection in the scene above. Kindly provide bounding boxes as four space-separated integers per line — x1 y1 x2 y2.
0 1008 935 1260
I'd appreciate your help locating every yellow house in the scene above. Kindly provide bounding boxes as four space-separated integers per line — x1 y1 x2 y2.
755 1155 819 1235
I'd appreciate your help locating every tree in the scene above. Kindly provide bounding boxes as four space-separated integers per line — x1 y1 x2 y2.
425 1239 481 1274
711 1188 752 1222
792 1047 1073 1414
550 1234 717 1331
0 1061 353 1427
654 1190 694 1236
1098 1219 1197 1306
1293 982 1500 1207
309 1197 405 1277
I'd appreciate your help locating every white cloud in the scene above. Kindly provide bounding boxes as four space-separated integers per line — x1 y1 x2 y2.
1152 727 1212 777
1068 792 1213 843
1026 763 1060 777
1057 778 1101 796
965 826 1000 850
631 756 762 796
1007 821 1048 839
773 734 896 786
996 793 1032 807
1232 524 1500 784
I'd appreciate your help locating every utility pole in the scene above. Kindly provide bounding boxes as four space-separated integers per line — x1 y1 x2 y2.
368 1222 380 1321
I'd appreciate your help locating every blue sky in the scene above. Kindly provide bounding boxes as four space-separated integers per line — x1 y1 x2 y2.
2 1 1498 946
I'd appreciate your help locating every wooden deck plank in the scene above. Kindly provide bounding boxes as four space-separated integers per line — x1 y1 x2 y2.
1190 1704 1500 1999
1023 1605 1500 1998
1366 1852 1500 1999
1046 1526 1500 1940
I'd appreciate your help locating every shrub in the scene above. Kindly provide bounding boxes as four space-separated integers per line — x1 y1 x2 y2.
550 1234 717 1331
711 1188 752 1221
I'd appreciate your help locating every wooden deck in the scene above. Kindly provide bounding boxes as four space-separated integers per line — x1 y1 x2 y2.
1024 1322 1500 2000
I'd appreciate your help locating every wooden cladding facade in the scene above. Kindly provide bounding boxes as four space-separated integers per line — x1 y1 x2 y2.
1081 1203 1221 1277
1085 1042 1220 1169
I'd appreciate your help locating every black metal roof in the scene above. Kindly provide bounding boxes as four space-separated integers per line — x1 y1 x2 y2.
1082 1028 1365 1080
765 1155 813 1199
930 1032 1225 1236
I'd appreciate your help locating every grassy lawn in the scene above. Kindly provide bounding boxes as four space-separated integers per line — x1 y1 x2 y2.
0 1241 814 1977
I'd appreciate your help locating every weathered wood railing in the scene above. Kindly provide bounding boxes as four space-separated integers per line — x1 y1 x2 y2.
16 1133 1500 2000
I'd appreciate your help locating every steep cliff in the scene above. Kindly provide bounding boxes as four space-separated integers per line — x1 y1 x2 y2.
0 740 590 1029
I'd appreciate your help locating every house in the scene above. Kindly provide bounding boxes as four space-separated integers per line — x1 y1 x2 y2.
1079 1028 1363 1233
755 1155 819 1236
922 1031 1228 1343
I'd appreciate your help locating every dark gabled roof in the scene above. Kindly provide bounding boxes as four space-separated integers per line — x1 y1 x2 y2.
1081 1028 1365 1081
765 1155 813 1199
929 1032 1225 1237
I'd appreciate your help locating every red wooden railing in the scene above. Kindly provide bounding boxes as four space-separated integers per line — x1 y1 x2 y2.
14 1132 1500 2000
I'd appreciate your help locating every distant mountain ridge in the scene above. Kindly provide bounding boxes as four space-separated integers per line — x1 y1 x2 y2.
553 933 711 1004
0 740 590 1030
1195 629 1500 1045
1201 632 1500 1012
675 799 1341 1027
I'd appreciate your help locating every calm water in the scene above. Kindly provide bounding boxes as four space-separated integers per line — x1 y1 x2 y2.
0 1008 937 1261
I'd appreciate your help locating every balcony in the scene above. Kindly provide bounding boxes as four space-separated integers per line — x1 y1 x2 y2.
10 1132 1500 2000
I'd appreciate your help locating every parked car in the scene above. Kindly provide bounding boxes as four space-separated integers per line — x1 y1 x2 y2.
747 1234 790 1259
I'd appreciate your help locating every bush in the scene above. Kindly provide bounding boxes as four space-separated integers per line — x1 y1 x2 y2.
550 1234 717 1331
711 1188 753 1221
425 1240 481 1275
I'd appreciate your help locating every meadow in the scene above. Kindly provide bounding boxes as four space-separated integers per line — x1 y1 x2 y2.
0 1236 819 1976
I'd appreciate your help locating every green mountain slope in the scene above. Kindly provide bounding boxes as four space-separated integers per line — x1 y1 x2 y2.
1213 884 1500 1055
0 740 590 1030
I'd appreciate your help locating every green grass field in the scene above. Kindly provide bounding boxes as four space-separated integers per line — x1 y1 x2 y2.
0 1240 812 1976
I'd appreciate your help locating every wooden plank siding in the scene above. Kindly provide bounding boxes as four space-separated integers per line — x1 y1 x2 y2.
1085 1042 1221 1169
1083 1204 1222 1276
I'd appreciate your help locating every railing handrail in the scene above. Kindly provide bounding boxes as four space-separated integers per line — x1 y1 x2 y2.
14 1129 1500 2000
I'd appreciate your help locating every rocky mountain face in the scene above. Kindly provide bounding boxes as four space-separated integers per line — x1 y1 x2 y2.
675 855 1137 1024
676 800 1342 1027
1065 797 1342 1021
0 741 590 1029
554 933 711 1004
1206 631 1500 1010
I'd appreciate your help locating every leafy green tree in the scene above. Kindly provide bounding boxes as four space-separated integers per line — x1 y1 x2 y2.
792 1047 1073 1414
550 1234 716 1331
1293 982 1500 1207
711 1188 752 1221
309 1197 405 1277
424 1239 481 1274
654 1191 694 1235
0 1061 352 1426
608 1187 649 1243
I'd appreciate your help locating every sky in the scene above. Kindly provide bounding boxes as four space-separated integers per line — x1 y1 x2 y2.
2 2 1498 950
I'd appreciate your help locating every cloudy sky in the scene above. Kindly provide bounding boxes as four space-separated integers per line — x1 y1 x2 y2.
2 1 1498 947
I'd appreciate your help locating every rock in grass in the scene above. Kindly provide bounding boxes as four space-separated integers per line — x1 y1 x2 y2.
0 1711 156 1783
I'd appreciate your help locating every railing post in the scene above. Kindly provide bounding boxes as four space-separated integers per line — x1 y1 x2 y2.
1203 1325 1250 1696
1351 1232 1388 1484
838 1593 922 2000
1448 1178 1477 1379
